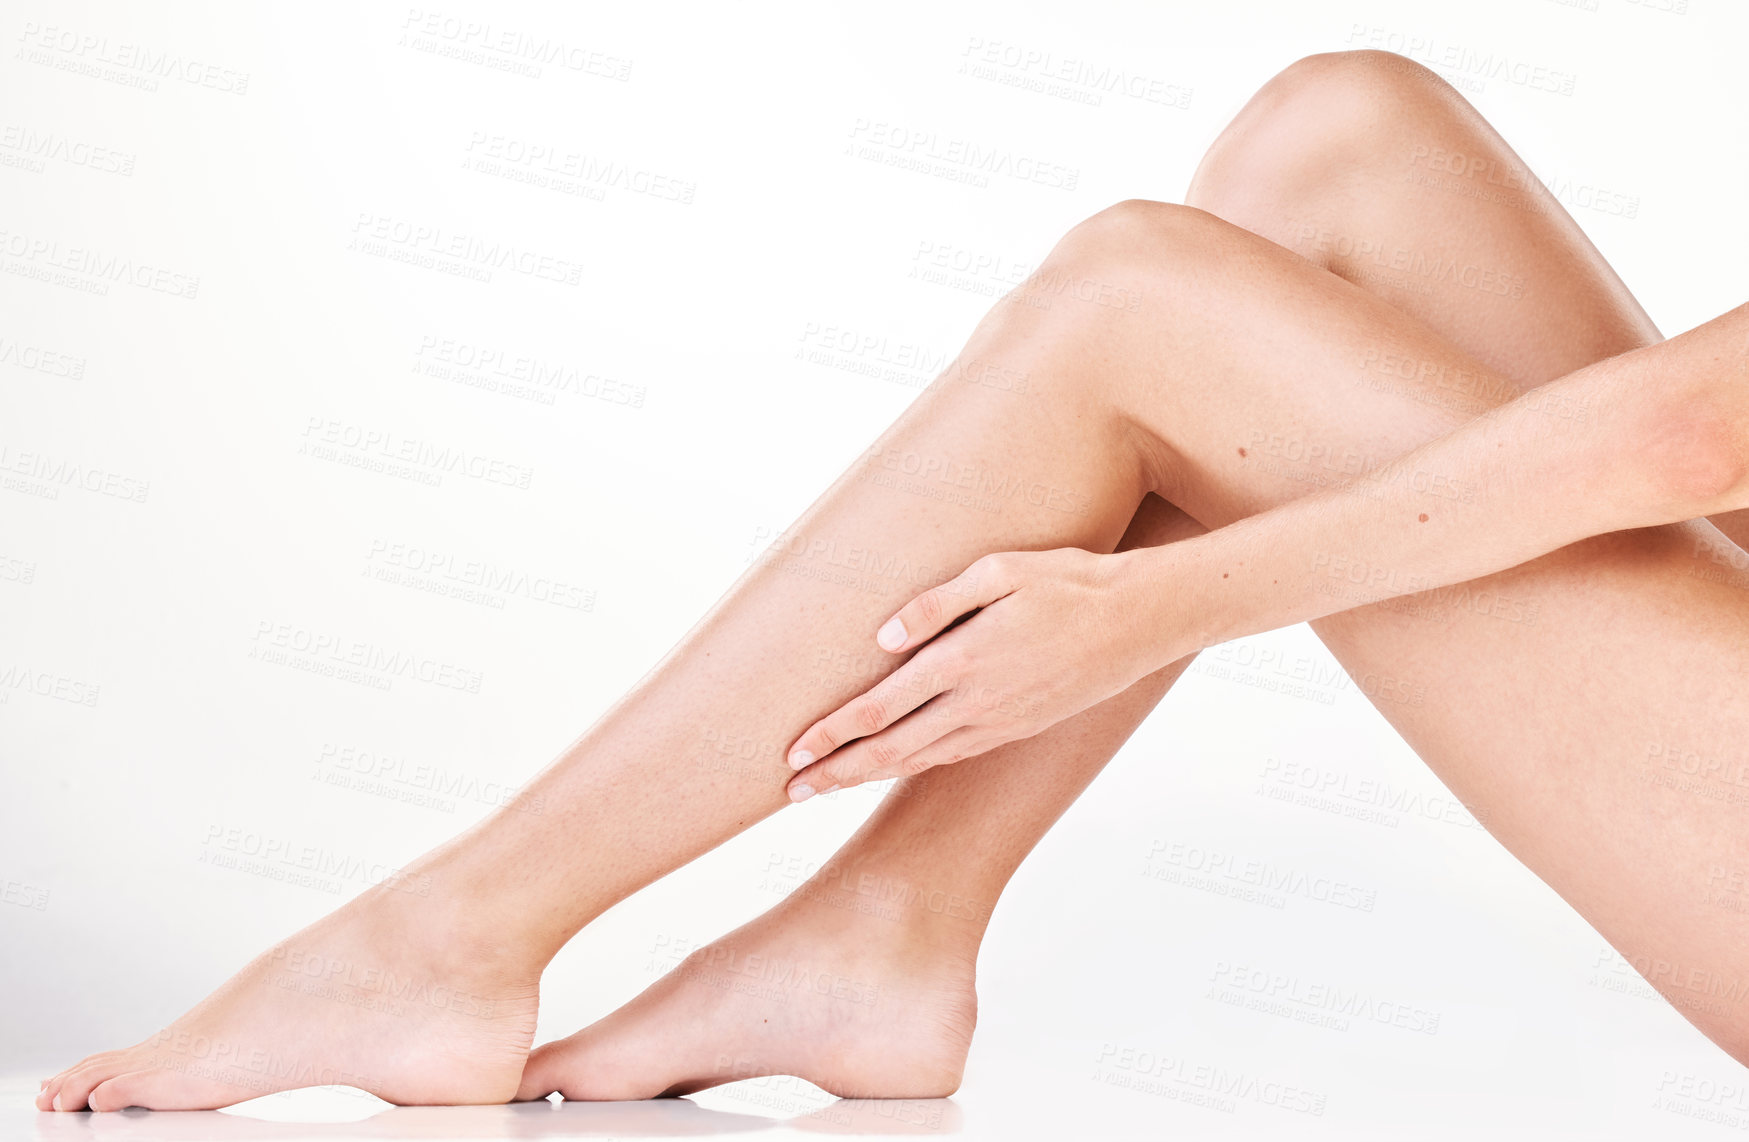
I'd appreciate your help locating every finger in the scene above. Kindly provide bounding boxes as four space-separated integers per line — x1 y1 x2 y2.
874 552 1019 653
790 723 994 801
789 702 957 798
788 696 966 797
787 660 951 771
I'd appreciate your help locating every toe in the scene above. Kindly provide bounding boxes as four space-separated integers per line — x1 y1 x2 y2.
41 1069 82 1111
518 1031 662 1102
54 1056 132 1112
515 1040 572 1101
87 1068 233 1112
39 1072 77 1111
38 1054 101 1109
96 1065 276 1112
542 1011 713 1102
88 1071 154 1112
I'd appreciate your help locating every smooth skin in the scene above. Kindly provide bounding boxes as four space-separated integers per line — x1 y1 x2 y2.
531 52 1749 1101
40 50 1749 1111
786 305 1749 793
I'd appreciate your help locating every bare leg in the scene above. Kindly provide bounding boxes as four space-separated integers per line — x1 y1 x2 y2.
522 51 1749 1102
1167 53 1749 1062
41 53 1749 1112
1185 48 1749 552
36 199 1229 1113
517 497 1204 1099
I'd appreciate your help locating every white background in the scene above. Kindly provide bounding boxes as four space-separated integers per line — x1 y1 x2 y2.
2 0 1746 1138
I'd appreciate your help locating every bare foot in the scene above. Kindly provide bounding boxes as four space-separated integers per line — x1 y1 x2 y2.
517 893 980 1101
36 882 542 1112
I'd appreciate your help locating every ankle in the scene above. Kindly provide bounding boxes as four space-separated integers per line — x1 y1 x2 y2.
337 862 549 984
786 860 992 970
391 826 606 972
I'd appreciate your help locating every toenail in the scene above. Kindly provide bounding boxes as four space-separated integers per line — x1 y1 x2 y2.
790 783 815 803
52 1094 62 1111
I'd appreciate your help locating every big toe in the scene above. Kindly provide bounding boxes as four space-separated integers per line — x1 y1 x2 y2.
38 1052 104 1110
86 1066 245 1112
50 1053 136 1112
519 1026 675 1102
515 1041 562 1101
87 1071 159 1113
518 1036 599 1101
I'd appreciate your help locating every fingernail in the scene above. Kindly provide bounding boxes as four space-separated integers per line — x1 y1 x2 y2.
877 618 907 651
790 783 816 803
788 749 813 771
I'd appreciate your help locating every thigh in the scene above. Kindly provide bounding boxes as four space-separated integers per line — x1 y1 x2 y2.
1101 208 1749 1060
1185 48 1749 551
1188 50 1657 385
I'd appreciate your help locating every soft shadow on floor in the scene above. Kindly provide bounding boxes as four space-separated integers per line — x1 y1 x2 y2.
25 1090 964 1141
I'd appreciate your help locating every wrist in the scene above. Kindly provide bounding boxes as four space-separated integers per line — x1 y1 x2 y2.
1106 539 1231 672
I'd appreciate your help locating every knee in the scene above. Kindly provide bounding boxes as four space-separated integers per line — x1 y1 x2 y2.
1037 199 1233 291
1258 48 1453 110
1187 50 1466 220
990 200 1243 474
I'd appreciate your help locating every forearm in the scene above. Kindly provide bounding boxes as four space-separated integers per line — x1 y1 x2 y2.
1127 302 1749 660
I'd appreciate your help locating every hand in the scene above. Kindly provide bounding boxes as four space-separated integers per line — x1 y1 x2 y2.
784 547 1172 801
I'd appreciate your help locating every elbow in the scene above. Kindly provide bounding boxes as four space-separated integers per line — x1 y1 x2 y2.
1640 400 1749 516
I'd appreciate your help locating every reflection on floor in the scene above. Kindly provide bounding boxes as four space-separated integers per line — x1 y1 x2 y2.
6 1074 965 1142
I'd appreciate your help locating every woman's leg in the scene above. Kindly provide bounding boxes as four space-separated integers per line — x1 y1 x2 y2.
516 497 1205 1101
520 50 1749 1102
37 201 1278 1113
1185 48 1749 550
42 54 1749 1113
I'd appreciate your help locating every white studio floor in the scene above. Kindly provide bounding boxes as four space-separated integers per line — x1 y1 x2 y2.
6 1030 1749 1142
